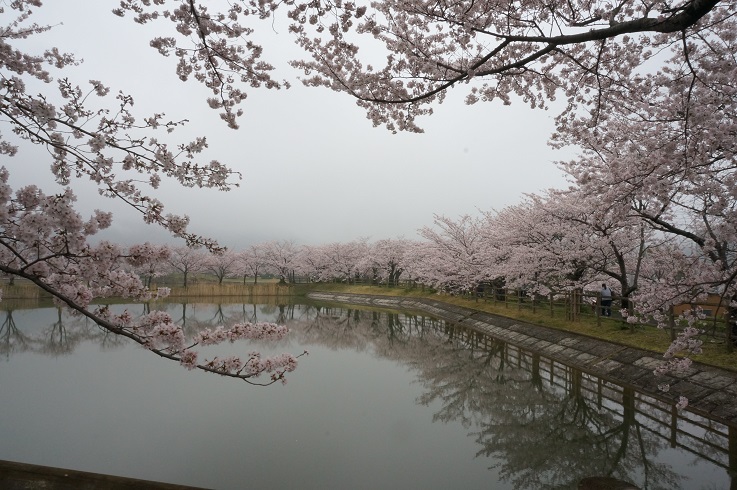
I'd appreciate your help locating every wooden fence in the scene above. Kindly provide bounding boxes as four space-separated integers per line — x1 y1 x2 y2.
0 280 293 302
162 282 293 298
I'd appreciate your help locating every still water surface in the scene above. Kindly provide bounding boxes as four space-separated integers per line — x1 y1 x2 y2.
0 300 734 489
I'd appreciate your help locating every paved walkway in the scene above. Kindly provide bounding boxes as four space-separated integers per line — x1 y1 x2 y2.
308 292 737 426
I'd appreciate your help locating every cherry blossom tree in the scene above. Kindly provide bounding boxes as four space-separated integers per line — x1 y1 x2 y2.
417 214 490 293
166 246 208 287
297 244 333 283
558 29 737 299
535 190 655 315
205 249 240 284
235 245 267 284
113 0 729 133
131 243 171 288
551 12 737 402
0 2 305 384
0 177 305 383
260 240 301 283
315 239 370 283
482 198 599 294
2 4 241 250
481 190 659 327
368 238 409 286
400 240 435 288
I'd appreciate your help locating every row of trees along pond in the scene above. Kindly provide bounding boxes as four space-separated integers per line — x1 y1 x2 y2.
4 223 733 352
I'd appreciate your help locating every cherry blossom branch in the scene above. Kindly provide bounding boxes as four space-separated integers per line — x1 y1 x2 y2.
0 248 306 386
1 76 239 250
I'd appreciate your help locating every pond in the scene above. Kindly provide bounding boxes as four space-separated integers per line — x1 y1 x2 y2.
0 300 734 489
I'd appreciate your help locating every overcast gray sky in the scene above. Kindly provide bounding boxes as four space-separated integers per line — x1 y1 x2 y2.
8 1 574 249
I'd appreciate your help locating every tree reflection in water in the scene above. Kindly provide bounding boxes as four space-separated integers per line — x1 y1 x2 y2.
287 306 730 490
2 300 734 489
0 309 26 358
1 307 125 358
43 308 73 355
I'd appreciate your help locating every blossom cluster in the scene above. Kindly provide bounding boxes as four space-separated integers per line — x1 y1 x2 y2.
663 327 704 360
652 325 704 407
117 311 302 382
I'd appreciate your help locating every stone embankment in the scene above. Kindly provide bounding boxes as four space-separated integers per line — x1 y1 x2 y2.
0 459 208 490
308 291 737 426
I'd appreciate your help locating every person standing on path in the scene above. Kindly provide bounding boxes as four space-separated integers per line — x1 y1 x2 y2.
600 284 613 317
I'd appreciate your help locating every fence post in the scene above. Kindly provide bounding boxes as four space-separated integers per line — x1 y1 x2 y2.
729 426 737 481
569 289 581 322
550 292 554 317
726 306 733 353
668 305 676 341
670 406 678 448
596 292 601 327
